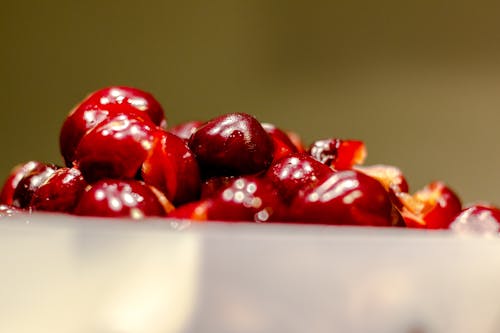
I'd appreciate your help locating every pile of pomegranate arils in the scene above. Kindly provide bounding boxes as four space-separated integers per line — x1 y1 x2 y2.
1 86 499 233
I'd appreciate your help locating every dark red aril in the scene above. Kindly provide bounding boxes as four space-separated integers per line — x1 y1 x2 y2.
0 161 49 205
74 179 172 218
169 176 287 222
60 87 166 167
12 164 59 209
30 168 88 213
188 113 274 177
262 123 298 162
75 114 157 183
168 120 203 141
265 153 334 203
309 138 366 170
141 131 201 205
289 170 398 226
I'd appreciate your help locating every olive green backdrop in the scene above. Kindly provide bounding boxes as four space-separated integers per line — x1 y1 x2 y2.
2 1 500 204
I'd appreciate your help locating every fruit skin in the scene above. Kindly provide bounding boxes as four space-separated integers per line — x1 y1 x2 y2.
12 164 59 209
0 161 49 205
60 86 166 167
200 176 236 199
308 138 366 170
141 131 201 205
169 176 287 222
265 153 334 203
30 168 88 213
261 123 298 162
401 181 462 229
188 113 274 177
73 179 170 218
289 170 398 226
168 121 203 141
75 114 157 183
450 204 500 234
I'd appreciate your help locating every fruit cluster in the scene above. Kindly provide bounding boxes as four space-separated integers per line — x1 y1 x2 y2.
1 86 499 232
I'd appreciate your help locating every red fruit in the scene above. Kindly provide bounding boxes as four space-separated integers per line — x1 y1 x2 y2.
168 121 203 141
261 123 298 162
141 131 201 205
200 176 236 199
74 179 172 218
60 87 166 167
0 161 48 205
12 164 59 209
265 153 334 203
169 176 287 222
286 130 306 153
400 181 462 229
30 168 88 213
289 170 399 226
188 113 274 176
75 114 157 183
355 164 409 210
450 204 500 234
309 139 366 170
0 204 19 217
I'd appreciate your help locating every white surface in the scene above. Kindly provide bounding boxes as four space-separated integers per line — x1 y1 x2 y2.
0 213 499 333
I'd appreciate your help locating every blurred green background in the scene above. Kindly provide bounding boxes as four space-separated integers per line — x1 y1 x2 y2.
2 1 500 204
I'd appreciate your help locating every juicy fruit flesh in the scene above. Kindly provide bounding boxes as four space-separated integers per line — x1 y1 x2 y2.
3 85 497 231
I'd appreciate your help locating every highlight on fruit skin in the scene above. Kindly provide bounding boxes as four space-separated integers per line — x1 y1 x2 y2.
1 85 498 231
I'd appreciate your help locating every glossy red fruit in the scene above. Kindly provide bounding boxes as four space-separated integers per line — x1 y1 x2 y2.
30 168 88 213
60 87 166 167
355 164 409 210
0 161 49 205
261 123 298 162
289 170 398 226
169 176 287 222
265 153 334 203
188 113 274 176
286 130 306 153
200 176 235 199
141 131 201 205
0 204 19 217
309 139 366 170
450 204 500 235
74 179 172 218
400 181 462 229
12 164 59 209
75 114 157 183
168 121 203 141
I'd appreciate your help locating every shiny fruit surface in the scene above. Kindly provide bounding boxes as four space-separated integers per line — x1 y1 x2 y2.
289 170 397 226
188 113 274 176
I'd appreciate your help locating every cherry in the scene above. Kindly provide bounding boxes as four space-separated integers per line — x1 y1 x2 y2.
188 113 274 177
74 179 172 218
289 170 398 226
0 161 49 205
75 114 157 183
30 168 88 213
168 120 203 141
169 176 287 222
400 181 462 229
60 86 166 167
265 153 334 203
12 163 59 209
450 204 500 234
309 138 366 170
141 131 201 205
261 123 298 162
